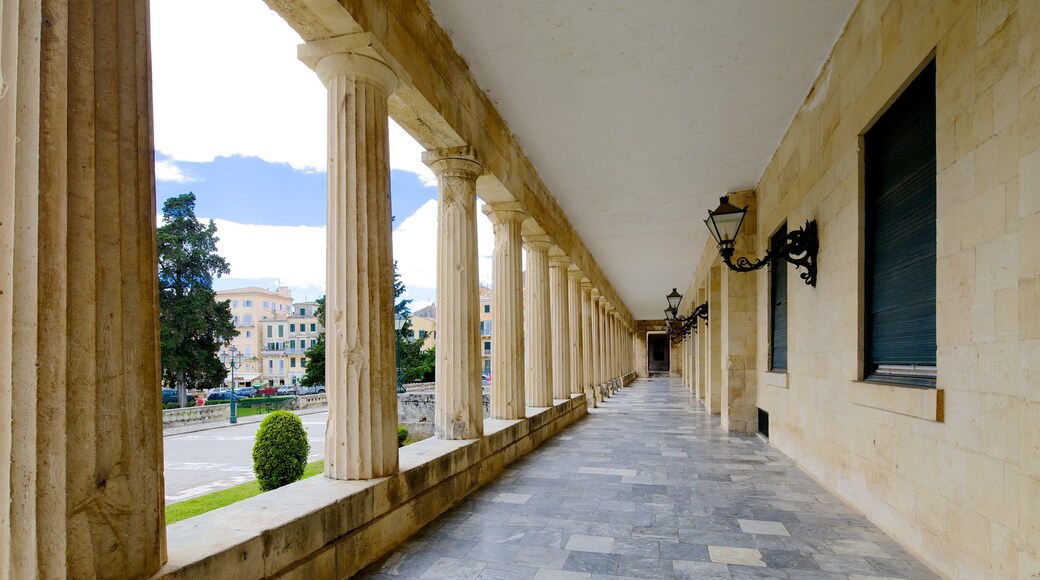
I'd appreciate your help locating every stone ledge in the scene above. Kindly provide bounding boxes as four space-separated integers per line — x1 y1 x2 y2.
153 394 588 580
849 381 944 422
763 371 789 389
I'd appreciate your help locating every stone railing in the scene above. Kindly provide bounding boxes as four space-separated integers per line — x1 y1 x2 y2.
158 395 589 579
293 393 327 410
162 405 229 429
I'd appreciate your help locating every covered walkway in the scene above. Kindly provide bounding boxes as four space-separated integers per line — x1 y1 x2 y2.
360 378 937 579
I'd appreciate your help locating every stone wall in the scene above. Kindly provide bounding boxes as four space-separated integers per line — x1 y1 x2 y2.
397 390 491 440
687 1 1040 577
156 396 587 579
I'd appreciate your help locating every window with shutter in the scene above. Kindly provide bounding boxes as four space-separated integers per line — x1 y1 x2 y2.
864 60 936 386
770 225 788 372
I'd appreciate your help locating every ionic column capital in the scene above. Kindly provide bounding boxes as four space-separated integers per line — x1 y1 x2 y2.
422 146 483 178
522 233 553 253
580 279 593 290
548 246 570 268
567 265 584 280
300 36 399 92
482 202 527 226
590 288 601 300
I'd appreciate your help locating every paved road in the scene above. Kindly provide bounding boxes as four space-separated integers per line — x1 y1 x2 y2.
163 411 327 504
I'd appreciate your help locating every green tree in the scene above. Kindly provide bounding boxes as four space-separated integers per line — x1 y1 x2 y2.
158 193 238 407
393 263 436 383
398 339 436 383
300 296 325 387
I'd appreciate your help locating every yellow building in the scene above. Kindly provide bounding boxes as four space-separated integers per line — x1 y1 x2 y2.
215 286 294 381
479 286 492 377
258 301 323 386
408 308 436 351
411 287 491 374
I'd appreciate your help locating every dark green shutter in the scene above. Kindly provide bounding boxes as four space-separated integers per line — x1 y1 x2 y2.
770 225 788 371
865 61 936 379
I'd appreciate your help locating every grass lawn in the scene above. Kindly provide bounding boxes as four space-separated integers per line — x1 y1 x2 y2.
165 460 324 525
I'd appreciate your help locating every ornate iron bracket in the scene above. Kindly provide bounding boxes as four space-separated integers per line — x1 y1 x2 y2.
719 220 818 287
668 302 709 344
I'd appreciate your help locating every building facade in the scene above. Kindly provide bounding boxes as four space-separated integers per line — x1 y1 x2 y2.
258 301 322 386
215 286 294 379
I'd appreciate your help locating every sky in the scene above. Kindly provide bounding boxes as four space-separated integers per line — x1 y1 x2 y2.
150 0 493 310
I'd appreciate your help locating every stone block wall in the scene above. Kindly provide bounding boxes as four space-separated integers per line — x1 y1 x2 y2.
156 396 587 579
398 390 491 440
688 1 1040 577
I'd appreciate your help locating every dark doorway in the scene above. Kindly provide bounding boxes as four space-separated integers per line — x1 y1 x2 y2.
647 333 670 375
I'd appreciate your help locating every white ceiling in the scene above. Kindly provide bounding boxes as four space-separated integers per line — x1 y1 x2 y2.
427 0 856 319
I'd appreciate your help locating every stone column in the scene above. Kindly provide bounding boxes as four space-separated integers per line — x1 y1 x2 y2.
589 289 603 398
670 339 683 378
424 147 484 439
720 192 760 433
567 267 584 396
483 203 527 419
634 331 649 378
523 234 554 407
0 3 165 576
707 265 723 414
580 281 596 406
607 305 611 390
548 248 571 401
697 287 708 401
684 337 692 391
611 313 619 382
597 297 610 396
305 46 399 479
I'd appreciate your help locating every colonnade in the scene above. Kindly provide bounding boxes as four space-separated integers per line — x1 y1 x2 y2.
302 40 636 482
0 17 635 575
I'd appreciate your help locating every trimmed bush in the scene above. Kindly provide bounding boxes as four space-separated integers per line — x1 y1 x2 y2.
252 411 310 491
397 426 408 447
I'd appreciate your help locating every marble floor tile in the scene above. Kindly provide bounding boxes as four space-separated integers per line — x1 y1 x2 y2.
738 519 791 536
708 545 767 567
357 378 936 580
564 534 615 553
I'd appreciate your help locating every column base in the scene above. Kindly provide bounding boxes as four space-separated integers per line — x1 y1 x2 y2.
584 386 597 409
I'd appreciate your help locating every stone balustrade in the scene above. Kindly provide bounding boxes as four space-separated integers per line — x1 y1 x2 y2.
162 405 230 429
294 394 328 410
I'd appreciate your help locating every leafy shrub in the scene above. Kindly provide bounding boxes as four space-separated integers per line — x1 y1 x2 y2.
252 411 310 491
397 426 409 447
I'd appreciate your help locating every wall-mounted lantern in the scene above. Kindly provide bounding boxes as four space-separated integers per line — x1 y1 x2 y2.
663 288 707 343
704 195 818 287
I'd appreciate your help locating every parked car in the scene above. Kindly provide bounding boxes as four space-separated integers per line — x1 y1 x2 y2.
206 387 255 401
297 385 326 395
161 388 179 405
206 388 231 401
276 385 298 396
254 385 279 397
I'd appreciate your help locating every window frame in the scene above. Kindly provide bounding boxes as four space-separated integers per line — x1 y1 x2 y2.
768 223 788 373
860 58 937 388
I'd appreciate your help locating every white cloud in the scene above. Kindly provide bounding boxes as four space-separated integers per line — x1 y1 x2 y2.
155 159 197 182
208 219 326 290
149 0 435 184
208 200 492 302
391 199 494 294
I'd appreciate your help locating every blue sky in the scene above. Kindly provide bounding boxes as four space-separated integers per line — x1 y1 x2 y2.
150 0 494 311
155 155 437 229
